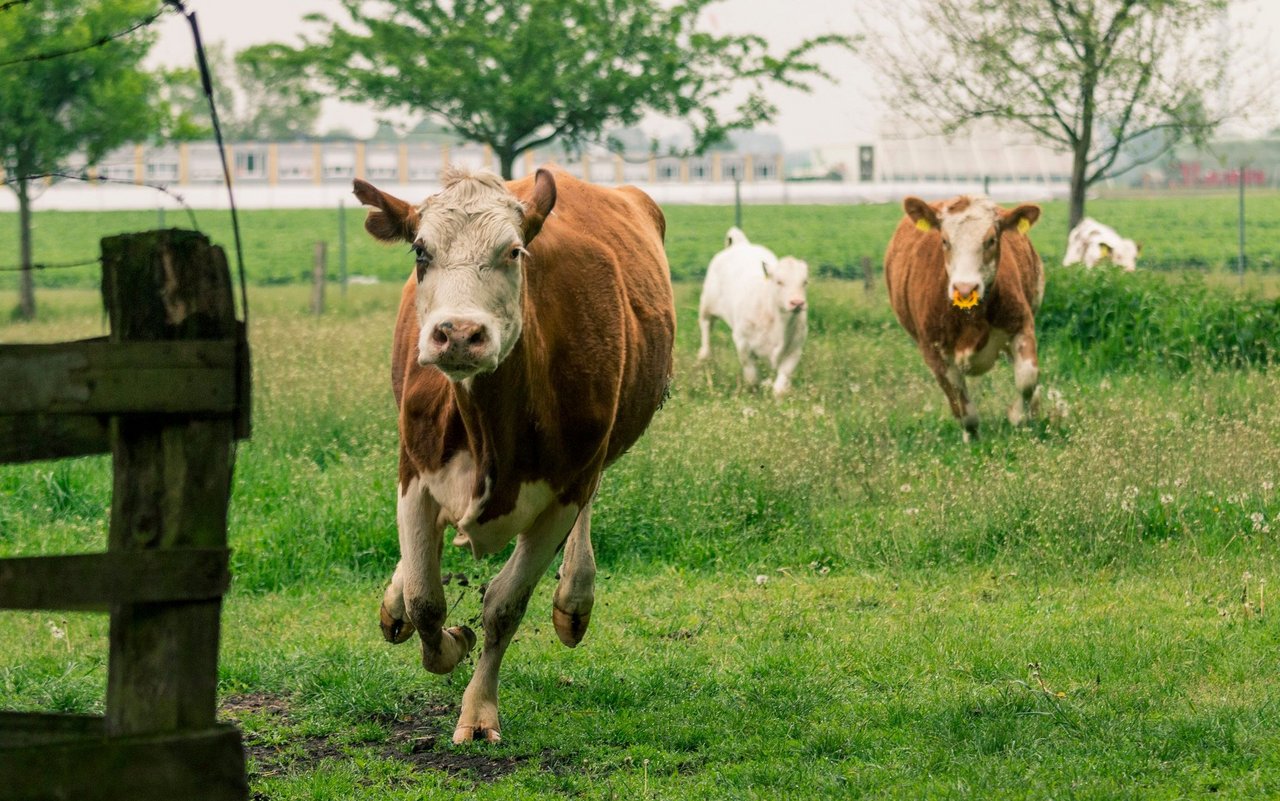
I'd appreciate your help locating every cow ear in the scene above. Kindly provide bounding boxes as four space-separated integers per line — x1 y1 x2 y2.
353 179 420 243
903 196 940 232
1000 204 1040 235
520 168 557 245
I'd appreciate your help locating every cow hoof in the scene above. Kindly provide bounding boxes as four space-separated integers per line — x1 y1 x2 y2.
380 602 416 644
451 624 478 653
552 605 592 647
452 725 502 744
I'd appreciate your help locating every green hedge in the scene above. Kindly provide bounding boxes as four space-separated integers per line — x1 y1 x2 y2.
1039 266 1280 374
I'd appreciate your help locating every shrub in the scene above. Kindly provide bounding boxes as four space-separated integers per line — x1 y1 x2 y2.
1039 266 1280 375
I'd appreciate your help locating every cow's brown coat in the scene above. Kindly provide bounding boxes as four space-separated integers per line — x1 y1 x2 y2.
884 195 1044 439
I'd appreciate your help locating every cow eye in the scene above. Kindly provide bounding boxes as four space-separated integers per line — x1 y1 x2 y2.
986 237 996 248
508 245 523 261
941 239 951 250
411 243 432 265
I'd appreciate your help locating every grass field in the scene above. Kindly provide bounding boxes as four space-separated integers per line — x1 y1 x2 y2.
3 220 1280 797
2 191 1280 293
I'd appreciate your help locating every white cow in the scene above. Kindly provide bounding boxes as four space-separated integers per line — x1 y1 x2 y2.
1063 217 1140 271
697 227 809 396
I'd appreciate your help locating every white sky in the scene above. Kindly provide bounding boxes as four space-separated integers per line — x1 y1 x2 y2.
147 0 1278 151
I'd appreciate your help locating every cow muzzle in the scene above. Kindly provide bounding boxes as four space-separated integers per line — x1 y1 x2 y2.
420 317 497 377
950 281 982 309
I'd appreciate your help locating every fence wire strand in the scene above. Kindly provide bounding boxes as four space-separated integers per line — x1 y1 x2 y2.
4 171 201 230
0 5 169 69
165 0 249 327
0 257 98 273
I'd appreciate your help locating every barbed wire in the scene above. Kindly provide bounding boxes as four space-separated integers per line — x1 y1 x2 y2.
0 257 99 273
0 5 169 69
4 171 201 230
165 0 249 327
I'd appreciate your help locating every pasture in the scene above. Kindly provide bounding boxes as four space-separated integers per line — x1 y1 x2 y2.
3 200 1280 798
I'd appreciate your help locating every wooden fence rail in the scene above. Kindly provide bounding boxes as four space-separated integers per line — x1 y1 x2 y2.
0 229 251 800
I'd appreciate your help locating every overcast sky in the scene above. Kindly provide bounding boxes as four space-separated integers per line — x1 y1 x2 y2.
147 0 1278 151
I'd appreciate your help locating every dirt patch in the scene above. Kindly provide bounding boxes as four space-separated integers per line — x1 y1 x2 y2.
219 693 526 784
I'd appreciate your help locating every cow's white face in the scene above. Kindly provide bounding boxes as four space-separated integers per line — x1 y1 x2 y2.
769 256 809 315
1110 239 1139 271
904 196 1040 309
353 169 556 382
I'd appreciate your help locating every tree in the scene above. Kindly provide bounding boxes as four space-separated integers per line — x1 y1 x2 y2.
867 0 1237 229
0 0 164 320
163 42 322 142
297 0 856 179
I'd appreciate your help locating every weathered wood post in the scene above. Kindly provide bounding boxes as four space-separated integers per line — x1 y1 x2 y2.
862 255 874 293
311 240 327 315
101 230 236 738
0 229 250 800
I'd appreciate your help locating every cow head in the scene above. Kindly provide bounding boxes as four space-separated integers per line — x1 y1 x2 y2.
1111 239 1140 271
904 195 1040 308
354 167 556 381
767 256 809 315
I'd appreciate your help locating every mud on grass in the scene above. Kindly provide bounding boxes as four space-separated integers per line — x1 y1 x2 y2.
221 692 525 785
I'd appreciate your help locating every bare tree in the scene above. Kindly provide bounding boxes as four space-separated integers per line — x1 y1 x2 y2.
867 0 1243 229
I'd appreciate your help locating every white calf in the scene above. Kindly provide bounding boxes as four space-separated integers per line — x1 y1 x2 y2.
697 227 809 395
1063 217 1140 271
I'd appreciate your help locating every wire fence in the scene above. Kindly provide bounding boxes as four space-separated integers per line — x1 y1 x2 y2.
0 0 248 324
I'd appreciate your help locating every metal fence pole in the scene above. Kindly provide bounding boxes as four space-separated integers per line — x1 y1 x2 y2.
734 178 742 230
338 199 348 297
1238 165 1246 289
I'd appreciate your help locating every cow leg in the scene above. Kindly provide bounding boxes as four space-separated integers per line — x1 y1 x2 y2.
454 502 580 744
923 345 978 441
1007 329 1040 426
734 335 760 387
771 343 803 397
552 500 595 647
697 307 714 362
381 474 476 674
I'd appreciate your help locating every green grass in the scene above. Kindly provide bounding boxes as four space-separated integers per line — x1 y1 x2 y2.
3 271 1280 797
2 192 1280 292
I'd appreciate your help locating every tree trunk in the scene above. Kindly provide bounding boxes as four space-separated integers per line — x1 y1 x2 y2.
16 177 35 321
1068 141 1088 233
497 148 516 181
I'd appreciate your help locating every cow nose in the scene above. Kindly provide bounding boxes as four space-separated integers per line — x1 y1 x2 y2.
430 319 490 356
789 299 806 312
952 281 979 298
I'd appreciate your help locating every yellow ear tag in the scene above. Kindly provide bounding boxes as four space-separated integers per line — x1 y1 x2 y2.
915 218 932 232
1099 243 1111 257
1016 218 1031 235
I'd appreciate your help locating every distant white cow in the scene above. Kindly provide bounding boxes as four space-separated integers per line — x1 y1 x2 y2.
1063 218 1140 271
697 227 809 396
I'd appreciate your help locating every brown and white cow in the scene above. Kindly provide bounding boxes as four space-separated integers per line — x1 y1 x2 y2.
884 195 1044 442
353 167 675 743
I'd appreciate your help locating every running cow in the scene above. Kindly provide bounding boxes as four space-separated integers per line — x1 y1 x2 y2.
884 195 1044 442
353 167 675 743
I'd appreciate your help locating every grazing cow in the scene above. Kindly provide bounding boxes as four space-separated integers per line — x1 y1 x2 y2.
697 227 809 395
1063 217 1140 271
884 195 1044 442
353 167 675 743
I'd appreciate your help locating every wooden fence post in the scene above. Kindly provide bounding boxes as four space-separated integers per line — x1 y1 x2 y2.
311 241 327 315
100 230 237 738
862 255 875 293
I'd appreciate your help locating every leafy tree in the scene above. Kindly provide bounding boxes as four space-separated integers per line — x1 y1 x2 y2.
867 0 1237 229
164 42 322 142
0 0 164 320
298 0 856 179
